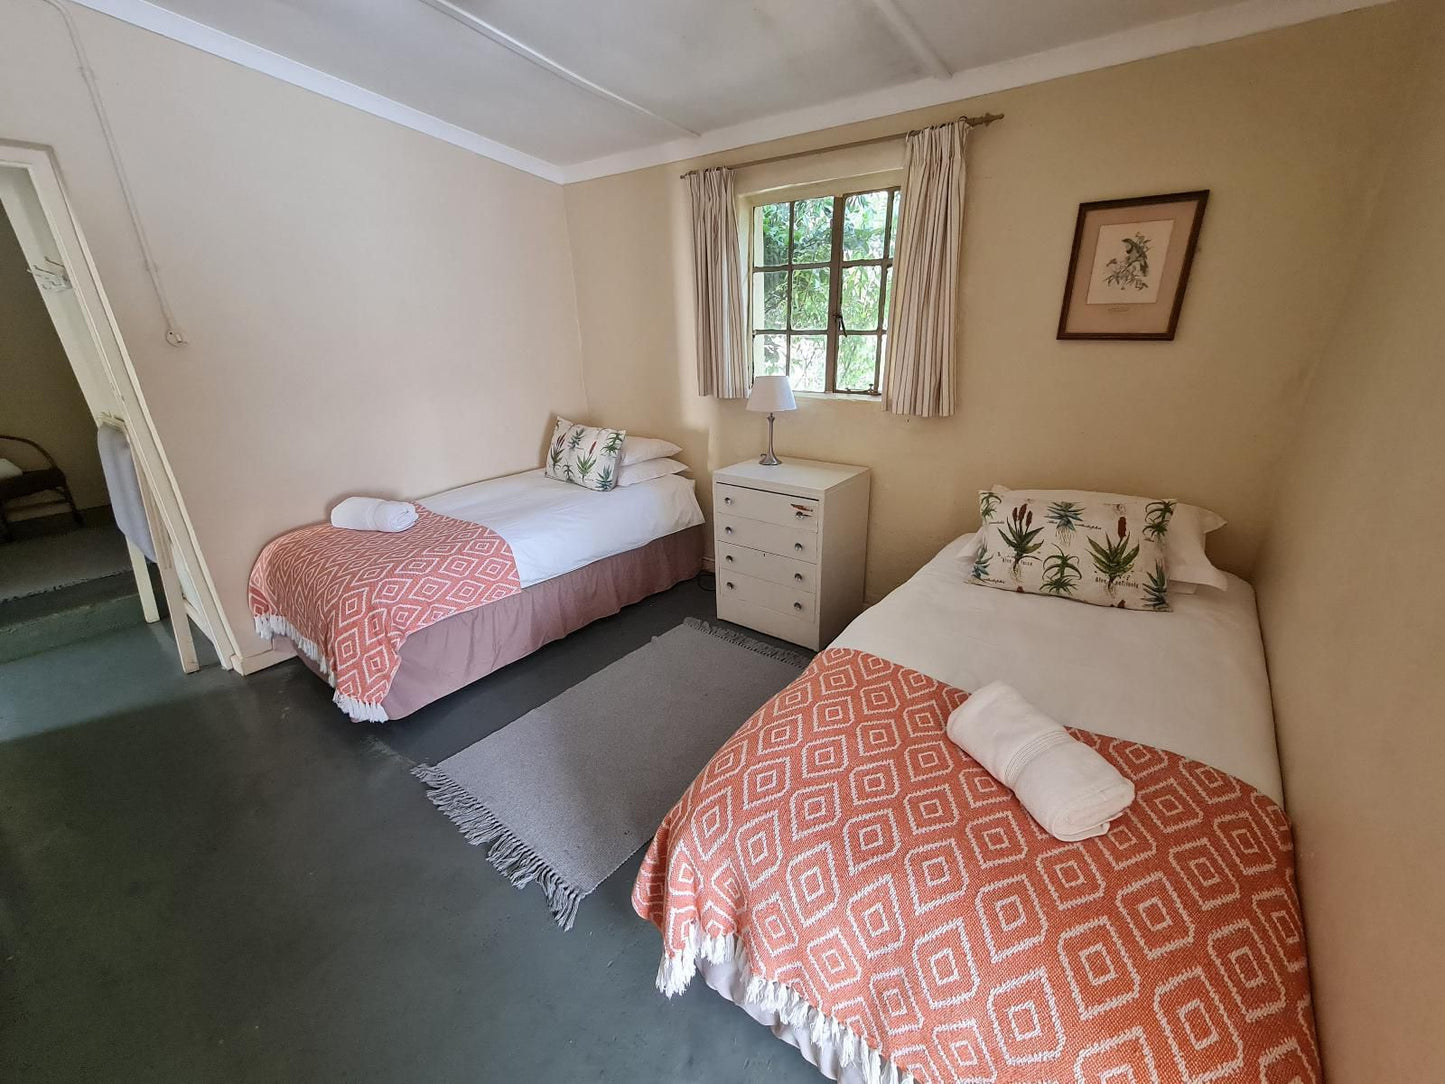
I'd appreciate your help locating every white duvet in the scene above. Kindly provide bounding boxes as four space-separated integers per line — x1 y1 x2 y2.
835 533 1284 802
420 469 703 589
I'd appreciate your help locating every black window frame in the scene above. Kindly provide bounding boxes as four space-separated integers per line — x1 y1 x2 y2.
748 185 900 396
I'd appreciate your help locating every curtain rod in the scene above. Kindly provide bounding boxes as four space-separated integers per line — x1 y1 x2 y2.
679 112 1002 179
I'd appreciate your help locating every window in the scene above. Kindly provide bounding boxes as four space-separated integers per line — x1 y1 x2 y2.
749 186 900 396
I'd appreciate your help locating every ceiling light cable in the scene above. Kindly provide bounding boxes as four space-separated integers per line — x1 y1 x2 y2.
37 0 187 346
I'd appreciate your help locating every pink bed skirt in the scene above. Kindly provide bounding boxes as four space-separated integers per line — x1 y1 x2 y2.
280 525 704 719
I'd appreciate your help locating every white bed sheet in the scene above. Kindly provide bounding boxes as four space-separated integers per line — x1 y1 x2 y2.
834 533 1284 802
420 469 703 589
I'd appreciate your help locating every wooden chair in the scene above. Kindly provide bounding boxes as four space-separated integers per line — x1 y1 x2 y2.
0 434 84 542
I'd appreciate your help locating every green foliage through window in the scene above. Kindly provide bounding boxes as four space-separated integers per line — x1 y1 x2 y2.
749 185 899 395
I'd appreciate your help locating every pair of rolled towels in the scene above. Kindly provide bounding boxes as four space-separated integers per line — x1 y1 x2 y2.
946 682 1135 841
330 496 418 533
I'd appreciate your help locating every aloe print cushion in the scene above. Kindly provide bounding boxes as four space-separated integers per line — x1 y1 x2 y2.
544 418 626 492
970 490 1173 610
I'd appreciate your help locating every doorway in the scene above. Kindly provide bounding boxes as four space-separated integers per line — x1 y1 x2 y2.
0 144 232 671
0 197 138 657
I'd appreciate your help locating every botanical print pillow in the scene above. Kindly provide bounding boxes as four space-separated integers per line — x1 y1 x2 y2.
970 490 1174 610
544 418 626 492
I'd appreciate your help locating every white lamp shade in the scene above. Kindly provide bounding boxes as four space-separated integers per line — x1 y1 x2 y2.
747 375 797 413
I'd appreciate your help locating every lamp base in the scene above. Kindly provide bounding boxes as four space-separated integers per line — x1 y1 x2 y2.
758 412 782 466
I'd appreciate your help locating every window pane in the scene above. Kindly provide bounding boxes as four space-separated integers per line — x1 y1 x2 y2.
842 191 889 261
790 268 829 330
878 332 888 385
888 194 900 258
837 333 879 392
755 202 789 267
790 334 826 392
841 265 881 331
753 333 787 377
791 198 832 263
881 267 891 329
753 270 787 330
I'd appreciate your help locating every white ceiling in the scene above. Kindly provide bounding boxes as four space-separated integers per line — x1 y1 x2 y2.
77 0 1388 181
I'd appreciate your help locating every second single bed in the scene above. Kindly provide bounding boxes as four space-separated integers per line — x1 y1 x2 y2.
635 532 1315 1084
253 468 704 721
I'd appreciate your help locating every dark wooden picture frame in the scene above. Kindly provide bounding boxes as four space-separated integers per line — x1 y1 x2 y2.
1057 190 1209 341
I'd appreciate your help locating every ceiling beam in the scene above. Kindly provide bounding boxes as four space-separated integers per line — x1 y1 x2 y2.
414 0 699 137
561 0 1398 182
865 0 951 80
66 0 564 182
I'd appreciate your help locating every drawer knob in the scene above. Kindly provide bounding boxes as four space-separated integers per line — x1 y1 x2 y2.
793 602 803 611
723 496 733 504
725 526 733 535
724 555 733 563
725 581 735 590
794 542 803 552
795 510 807 518
793 573 803 582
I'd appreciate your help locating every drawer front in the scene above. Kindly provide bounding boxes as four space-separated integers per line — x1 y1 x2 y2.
717 570 817 622
716 514 817 562
716 541 816 593
718 596 819 650
715 483 819 532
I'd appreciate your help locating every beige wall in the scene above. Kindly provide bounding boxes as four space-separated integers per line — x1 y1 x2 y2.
1252 2 1445 1078
0 208 108 510
0 1 588 657
564 4 1416 603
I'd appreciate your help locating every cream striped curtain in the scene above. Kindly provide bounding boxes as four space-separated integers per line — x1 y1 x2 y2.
687 167 749 399
882 121 969 417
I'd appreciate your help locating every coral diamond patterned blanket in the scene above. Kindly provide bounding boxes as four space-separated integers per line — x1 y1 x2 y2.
633 648 1319 1084
249 508 520 721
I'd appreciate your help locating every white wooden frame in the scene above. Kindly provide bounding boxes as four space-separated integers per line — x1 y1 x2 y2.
0 141 238 670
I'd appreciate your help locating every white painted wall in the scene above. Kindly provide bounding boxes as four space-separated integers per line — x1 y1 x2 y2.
0 0 590 657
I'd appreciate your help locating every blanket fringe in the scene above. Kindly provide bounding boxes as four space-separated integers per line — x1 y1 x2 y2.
254 613 389 722
657 922 915 1084
683 617 815 668
412 764 582 930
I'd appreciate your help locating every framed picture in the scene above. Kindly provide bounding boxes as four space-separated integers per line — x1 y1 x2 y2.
1057 190 1209 340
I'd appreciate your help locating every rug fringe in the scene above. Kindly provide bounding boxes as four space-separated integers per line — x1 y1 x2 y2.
657 922 914 1084
412 764 582 930
254 612 389 722
682 617 814 668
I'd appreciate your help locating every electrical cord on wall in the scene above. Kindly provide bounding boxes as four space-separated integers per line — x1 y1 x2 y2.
36 0 187 346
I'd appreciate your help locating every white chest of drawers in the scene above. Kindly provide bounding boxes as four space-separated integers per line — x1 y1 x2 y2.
713 458 870 650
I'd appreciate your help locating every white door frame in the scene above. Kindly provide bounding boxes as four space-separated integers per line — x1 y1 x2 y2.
0 140 238 668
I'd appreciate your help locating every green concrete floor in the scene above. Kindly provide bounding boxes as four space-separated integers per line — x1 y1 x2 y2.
0 581 822 1083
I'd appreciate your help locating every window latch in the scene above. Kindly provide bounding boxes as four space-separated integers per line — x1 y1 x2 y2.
834 311 849 336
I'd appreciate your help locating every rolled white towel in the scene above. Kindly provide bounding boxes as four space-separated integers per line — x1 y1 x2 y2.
329 496 418 533
946 681 1134 841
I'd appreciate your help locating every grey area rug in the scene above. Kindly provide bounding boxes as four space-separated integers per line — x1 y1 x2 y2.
413 618 812 928
0 526 131 603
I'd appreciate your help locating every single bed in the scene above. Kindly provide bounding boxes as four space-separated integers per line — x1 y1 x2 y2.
266 468 704 720
637 533 1315 1084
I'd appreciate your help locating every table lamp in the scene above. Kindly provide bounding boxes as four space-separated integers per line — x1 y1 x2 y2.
746 375 797 466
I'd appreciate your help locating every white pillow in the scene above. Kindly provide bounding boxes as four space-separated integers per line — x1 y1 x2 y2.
989 485 1227 591
620 435 682 467
0 458 22 481
616 458 688 487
